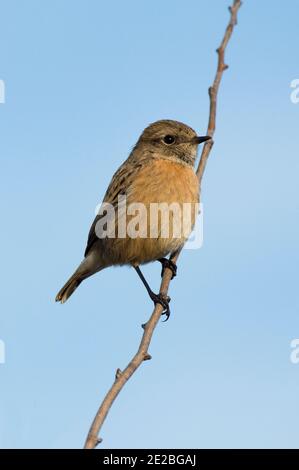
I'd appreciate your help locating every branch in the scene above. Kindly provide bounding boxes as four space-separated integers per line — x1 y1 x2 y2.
197 0 242 185
84 0 242 449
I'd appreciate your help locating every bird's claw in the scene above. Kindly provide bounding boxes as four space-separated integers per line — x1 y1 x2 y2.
158 258 177 280
150 292 171 321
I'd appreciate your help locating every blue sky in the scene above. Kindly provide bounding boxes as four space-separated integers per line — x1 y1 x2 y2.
0 0 299 448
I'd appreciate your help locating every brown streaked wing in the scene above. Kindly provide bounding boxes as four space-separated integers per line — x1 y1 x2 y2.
84 160 139 256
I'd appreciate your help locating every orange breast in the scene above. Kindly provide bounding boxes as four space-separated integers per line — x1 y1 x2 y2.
99 158 200 267
129 158 199 205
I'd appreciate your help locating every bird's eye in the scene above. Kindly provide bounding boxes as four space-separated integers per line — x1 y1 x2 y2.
163 135 176 145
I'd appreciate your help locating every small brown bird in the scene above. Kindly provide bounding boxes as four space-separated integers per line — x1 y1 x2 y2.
55 120 210 318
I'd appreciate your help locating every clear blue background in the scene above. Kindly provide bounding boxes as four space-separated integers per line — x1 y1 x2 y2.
1 0 298 448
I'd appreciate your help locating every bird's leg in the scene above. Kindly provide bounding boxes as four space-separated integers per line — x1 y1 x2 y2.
134 266 171 321
158 258 177 280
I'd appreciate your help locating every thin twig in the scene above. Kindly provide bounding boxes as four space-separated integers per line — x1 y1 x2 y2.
84 0 242 449
197 0 242 185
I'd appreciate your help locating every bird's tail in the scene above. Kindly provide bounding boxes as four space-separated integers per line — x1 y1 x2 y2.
56 252 105 304
55 268 86 304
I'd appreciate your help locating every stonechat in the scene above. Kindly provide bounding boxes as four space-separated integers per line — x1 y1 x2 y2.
56 120 211 318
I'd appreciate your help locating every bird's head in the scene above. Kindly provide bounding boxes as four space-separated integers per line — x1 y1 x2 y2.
136 119 211 166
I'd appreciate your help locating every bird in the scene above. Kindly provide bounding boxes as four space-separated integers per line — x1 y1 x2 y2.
55 120 211 319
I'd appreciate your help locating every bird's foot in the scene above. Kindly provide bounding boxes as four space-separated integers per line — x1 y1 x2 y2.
158 258 177 280
149 291 171 321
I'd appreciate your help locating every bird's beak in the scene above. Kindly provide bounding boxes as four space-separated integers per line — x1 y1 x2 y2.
194 135 212 144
